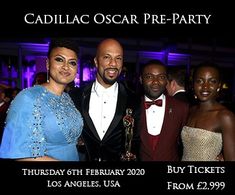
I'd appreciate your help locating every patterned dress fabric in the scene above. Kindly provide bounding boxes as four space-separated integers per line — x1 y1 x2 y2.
0 85 83 161
181 126 222 161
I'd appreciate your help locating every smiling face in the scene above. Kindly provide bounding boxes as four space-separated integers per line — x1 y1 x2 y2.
47 47 78 86
193 66 221 102
94 39 123 88
140 63 168 100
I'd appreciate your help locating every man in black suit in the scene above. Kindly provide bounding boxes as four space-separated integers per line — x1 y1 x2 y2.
166 66 190 104
69 38 137 161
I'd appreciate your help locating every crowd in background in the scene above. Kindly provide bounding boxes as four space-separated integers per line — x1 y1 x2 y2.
0 38 235 161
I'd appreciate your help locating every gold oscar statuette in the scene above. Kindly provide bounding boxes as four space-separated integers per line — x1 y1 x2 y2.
120 108 136 161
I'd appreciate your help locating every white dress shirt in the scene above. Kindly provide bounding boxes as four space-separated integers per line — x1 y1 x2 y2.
89 80 118 140
145 94 166 136
173 89 186 96
0 102 5 107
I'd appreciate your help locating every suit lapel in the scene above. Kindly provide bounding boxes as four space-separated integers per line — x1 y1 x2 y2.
82 83 101 140
159 95 174 139
153 95 173 153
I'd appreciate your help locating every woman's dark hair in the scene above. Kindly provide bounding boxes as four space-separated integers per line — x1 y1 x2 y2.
47 38 80 57
193 61 221 82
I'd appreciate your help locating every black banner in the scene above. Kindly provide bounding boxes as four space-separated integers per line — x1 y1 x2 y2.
0 6 234 42
1 160 234 194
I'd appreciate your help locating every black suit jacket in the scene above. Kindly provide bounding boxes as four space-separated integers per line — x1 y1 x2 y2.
174 91 190 104
69 82 138 161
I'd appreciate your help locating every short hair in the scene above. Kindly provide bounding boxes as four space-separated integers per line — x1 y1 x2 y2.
193 61 221 82
47 38 79 57
140 59 166 75
168 67 187 87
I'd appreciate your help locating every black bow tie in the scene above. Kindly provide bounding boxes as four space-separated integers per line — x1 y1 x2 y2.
144 99 163 109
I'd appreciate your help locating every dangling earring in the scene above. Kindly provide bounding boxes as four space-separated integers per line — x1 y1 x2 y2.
46 59 50 83
46 69 49 83
194 94 198 99
217 88 220 92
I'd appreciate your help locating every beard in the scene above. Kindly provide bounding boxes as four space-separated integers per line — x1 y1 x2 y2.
100 68 119 85
102 75 117 85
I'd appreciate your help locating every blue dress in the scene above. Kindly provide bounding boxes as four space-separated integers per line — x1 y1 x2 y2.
0 85 83 161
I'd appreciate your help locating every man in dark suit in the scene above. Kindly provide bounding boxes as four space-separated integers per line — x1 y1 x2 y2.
166 66 190 104
69 38 137 161
137 60 189 161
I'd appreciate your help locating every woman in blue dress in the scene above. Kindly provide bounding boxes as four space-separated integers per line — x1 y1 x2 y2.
0 38 83 161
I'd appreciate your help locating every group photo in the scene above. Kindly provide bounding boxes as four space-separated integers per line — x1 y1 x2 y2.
0 5 234 194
